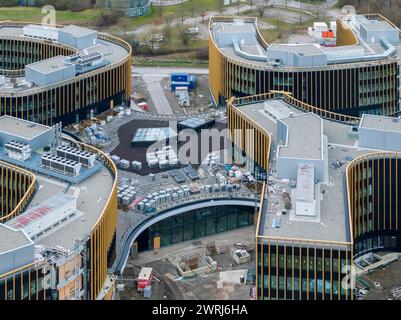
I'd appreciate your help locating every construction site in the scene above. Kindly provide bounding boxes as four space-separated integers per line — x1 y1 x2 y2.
115 227 256 300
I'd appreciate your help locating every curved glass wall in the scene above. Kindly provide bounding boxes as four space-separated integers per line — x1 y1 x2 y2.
105 0 151 17
136 205 255 252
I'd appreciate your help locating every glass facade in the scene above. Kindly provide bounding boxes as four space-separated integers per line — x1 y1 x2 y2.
0 263 52 300
256 241 352 300
348 155 401 257
105 0 150 17
209 17 400 117
136 205 255 252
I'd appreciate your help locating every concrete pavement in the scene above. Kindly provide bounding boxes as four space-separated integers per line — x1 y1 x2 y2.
131 66 209 115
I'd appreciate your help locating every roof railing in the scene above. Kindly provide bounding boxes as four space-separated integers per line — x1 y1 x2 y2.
231 91 361 125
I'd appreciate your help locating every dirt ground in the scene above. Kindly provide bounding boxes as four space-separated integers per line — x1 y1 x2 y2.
117 252 255 300
162 74 212 114
116 227 256 300
360 259 401 300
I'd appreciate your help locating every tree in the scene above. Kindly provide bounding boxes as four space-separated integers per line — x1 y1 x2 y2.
96 9 122 27
200 12 207 23
190 0 194 17
158 3 163 18
120 19 131 35
161 23 172 41
125 34 140 54
164 13 175 25
143 26 160 53
257 4 265 17
180 0 185 24
178 26 191 46
249 0 253 11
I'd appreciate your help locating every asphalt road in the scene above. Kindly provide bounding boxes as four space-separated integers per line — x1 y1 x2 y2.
132 66 209 78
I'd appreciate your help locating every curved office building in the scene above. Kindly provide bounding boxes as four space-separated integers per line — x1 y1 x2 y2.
0 22 132 126
226 83 401 299
104 0 151 17
209 14 400 118
0 161 36 222
0 116 118 300
347 152 401 257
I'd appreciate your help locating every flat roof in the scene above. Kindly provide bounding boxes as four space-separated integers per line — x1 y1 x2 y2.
360 114 401 132
26 55 73 75
278 113 323 160
361 20 394 31
0 224 32 254
0 23 129 93
6 193 76 232
0 139 114 252
36 165 113 250
234 98 363 242
61 25 97 37
269 43 324 56
210 15 401 68
0 115 52 140
235 95 401 243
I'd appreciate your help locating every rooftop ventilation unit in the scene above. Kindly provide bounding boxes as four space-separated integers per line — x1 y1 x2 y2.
41 153 81 176
56 146 96 168
77 52 103 66
4 140 32 161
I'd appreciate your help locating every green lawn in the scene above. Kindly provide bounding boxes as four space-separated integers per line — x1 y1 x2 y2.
0 7 102 25
132 57 207 68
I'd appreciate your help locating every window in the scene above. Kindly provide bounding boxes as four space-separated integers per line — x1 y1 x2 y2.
205 218 216 236
183 224 193 241
279 254 285 269
194 220 205 238
184 211 194 224
271 254 277 268
238 212 249 227
172 215 184 227
227 213 238 230
160 229 171 247
264 275 269 289
279 277 285 290
270 276 276 290
216 216 227 233
286 255 292 269
172 226 183 244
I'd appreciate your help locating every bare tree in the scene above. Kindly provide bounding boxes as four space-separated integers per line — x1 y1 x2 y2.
164 13 175 25
201 12 207 23
143 26 160 53
257 4 265 17
158 3 163 18
180 0 185 24
120 19 131 35
178 26 191 46
249 0 254 11
190 0 195 17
